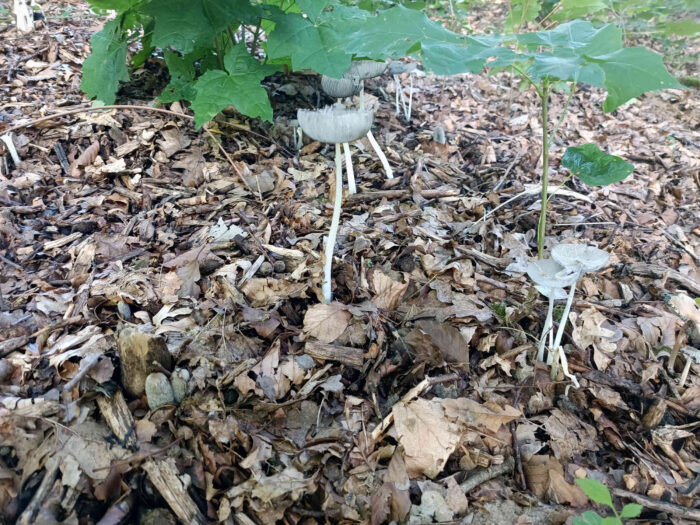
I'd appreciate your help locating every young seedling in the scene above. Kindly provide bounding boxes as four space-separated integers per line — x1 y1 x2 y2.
574 478 642 525
297 104 374 303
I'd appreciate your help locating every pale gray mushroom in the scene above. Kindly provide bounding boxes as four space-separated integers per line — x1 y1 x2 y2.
543 243 610 388
297 105 374 303
387 61 418 122
527 259 578 365
679 347 700 387
339 60 394 181
320 76 364 194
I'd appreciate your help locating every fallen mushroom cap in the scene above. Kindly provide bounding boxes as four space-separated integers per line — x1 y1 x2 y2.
344 60 387 80
297 105 374 144
682 346 700 362
321 75 362 98
552 244 610 273
526 258 579 289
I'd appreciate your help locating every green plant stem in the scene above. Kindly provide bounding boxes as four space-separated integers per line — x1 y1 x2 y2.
548 82 577 146
226 26 237 49
536 80 550 259
510 64 544 98
251 20 262 57
214 36 225 69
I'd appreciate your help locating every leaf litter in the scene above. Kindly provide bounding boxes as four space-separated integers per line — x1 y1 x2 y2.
0 2 699 524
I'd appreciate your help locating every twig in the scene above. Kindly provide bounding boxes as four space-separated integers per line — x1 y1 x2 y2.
611 487 700 522
460 456 515 493
62 354 101 391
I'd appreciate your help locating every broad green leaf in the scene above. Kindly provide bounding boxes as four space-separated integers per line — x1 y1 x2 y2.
572 511 603 525
590 47 684 112
575 479 614 508
143 0 262 54
158 50 197 104
191 44 276 127
131 20 154 69
551 0 607 20
600 518 622 525
517 20 622 57
663 20 700 37
562 144 634 186
266 10 351 77
620 503 643 518
529 53 604 86
81 18 130 104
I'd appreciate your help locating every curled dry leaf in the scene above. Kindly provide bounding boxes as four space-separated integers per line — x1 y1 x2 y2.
69 141 100 177
303 302 352 344
371 269 408 310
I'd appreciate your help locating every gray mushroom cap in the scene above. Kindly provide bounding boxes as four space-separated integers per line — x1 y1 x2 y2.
344 60 387 79
551 244 610 273
297 104 374 144
321 75 362 98
526 258 579 290
535 285 568 300
387 61 419 75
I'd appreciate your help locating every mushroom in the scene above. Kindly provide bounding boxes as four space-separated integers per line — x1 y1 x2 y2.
679 346 700 387
527 259 578 363
320 75 363 194
387 61 418 122
547 243 610 387
297 104 374 303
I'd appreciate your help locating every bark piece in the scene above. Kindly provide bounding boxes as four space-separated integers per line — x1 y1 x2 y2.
304 340 365 369
143 458 207 525
117 327 173 396
96 390 137 450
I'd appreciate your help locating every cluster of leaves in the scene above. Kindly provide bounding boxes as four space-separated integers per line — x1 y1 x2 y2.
82 0 681 128
574 479 642 525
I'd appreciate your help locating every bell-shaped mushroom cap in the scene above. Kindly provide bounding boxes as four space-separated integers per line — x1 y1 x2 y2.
387 61 418 75
552 244 610 273
321 75 361 98
535 285 568 300
344 60 387 79
297 105 374 144
526 258 579 289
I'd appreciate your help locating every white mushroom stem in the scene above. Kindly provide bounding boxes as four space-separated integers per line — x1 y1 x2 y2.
322 143 344 303
550 277 581 387
407 74 414 121
680 358 692 387
343 142 356 194
394 75 402 116
537 295 554 362
366 130 393 179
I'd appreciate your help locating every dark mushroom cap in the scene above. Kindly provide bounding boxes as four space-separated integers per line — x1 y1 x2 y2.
297 104 374 144
344 60 387 80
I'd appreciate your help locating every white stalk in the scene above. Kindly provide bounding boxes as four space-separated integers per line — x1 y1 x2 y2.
537 295 554 362
550 277 580 387
407 75 414 121
322 143 344 303
366 130 393 179
343 142 356 194
553 278 579 351
394 75 402 116
552 346 580 389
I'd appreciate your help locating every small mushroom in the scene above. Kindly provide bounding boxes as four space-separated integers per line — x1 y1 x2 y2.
679 346 700 387
297 104 374 303
527 259 578 364
387 61 419 122
320 75 363 194
546 243 610 388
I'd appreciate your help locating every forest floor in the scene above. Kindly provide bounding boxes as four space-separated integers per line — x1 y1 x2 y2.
0 1 699 524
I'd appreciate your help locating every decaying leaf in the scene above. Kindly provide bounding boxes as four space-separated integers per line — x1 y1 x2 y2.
303 302 352 343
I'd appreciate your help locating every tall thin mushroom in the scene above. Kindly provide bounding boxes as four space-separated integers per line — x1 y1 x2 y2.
297 104 374 303
320 75 363 194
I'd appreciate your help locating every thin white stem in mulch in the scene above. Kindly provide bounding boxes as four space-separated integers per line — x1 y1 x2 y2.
297 104 373 303
342 142 356 194
679 347 700 387
366 129 393 179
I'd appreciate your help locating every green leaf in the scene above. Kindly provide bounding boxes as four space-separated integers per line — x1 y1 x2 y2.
575 479 614 508
158 50 197 104
190 44 275 127
266 10 351 77
591 47 684 112
663 20 700 37
81 18 130 104
551 0 607 20
143 0 261 54
517 20 622 56
505 0 541 33
600 518 622 525
562 144 634 186
572 510 604 525
620 503 643 518
86 0 138 8
695 298 700 308
131 20 154 69
529 53 604 86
